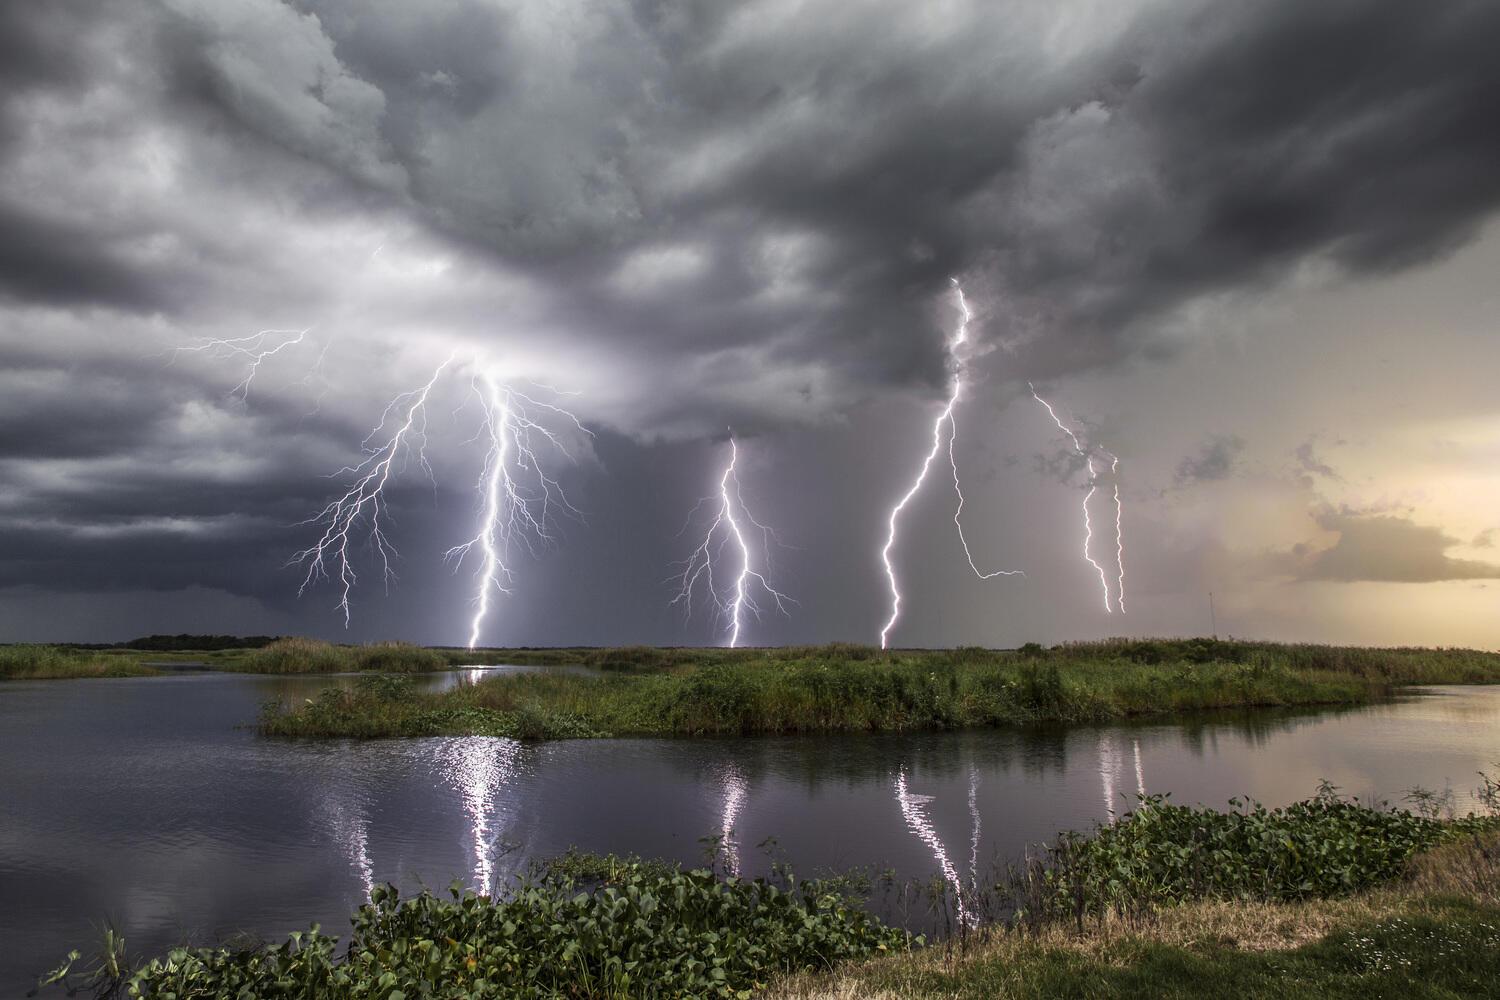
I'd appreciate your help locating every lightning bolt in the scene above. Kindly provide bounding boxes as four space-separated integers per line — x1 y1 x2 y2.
1028 383 1121 614
880 278 1022 649
1110 453 1127 615
173 328 313 400
291 359 452 625
290 358 584 640
671 434 791 647
445 370 587 649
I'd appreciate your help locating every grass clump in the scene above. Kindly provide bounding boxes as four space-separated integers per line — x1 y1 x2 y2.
40 861 907 999
0 645 159 680
239 638 449 674
259 639 1500 740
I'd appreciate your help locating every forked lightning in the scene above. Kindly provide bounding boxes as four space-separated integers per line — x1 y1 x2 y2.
1028 384 1127 614
287 357 585 646
879 279 1021 648
671 435 791 647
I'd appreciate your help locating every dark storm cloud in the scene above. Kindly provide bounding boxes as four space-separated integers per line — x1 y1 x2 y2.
5 0 1500 638
0 202 170 311
153 1 1500 407
1291 512 1500 584
1175 435 1244 485
12 1 1500 399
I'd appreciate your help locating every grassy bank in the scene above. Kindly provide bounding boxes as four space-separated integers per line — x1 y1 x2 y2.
259 638 1500 740
0 645 160 680
770 883 1500 999
39 790 1500 999
771 816 1500 1000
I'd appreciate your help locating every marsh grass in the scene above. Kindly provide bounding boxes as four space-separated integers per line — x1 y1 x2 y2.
237 638 450 674
258 639 1500 740
0 645 159 680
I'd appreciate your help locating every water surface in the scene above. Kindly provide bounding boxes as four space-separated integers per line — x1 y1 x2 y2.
1 671 1496 992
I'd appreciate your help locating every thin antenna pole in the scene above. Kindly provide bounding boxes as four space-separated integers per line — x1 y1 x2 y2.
1208 591 1218 639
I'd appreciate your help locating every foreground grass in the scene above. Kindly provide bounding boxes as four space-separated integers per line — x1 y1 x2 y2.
768 890 1500 999
0 645 159 680
260 638 1500 740
771 787 1500 1000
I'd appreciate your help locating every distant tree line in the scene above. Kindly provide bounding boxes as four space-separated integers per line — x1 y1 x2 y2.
69 634 284 651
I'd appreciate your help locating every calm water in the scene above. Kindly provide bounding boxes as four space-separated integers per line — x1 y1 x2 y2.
1 671 1497 992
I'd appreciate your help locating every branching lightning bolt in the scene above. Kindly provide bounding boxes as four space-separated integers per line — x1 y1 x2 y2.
445 371 587 649
173 328 313 400
289 358 585 642
291 359 452 625
1029 383 1124 614
671 434 791 647
880 278 1021 649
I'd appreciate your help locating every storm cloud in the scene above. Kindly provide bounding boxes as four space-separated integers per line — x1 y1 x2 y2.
1293 512 1500 584
3 0 1500 644
1175 435 1245 485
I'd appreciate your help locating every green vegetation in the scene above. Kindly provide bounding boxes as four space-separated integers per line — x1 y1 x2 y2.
40 859 906 999
259 638 1500 740
0 645 159 680
0 638 459 679
236 637 451 674
1002 785 1498 926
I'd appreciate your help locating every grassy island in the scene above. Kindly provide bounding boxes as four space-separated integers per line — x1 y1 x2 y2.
258 638 1500 741
0 644 161 680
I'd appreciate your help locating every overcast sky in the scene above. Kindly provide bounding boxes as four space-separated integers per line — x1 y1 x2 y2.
3 0 1499 648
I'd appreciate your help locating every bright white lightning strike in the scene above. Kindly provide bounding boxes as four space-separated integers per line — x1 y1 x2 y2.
1028 383 1126 615
879 279 1021 649
173 328 313 399
1110 453 1127 615
290 358 585 642
671 435 791 647
292 359 451 626
445 371 587 649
